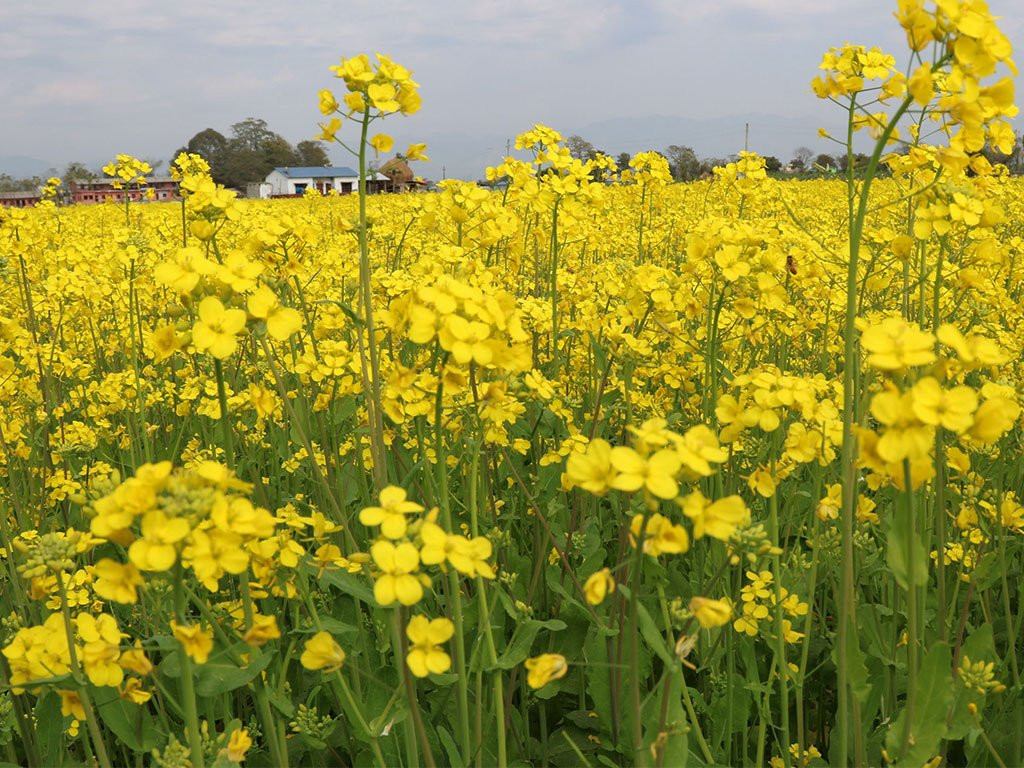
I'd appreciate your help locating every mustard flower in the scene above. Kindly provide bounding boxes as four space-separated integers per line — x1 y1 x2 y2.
300 631 346 672
689 597 733 629
192 296 247 359
359 486 424 540
171 621 214 665
524 653 568 689
405 616 454 678
610 447 682 500
584 567 615 606
371 541 424 606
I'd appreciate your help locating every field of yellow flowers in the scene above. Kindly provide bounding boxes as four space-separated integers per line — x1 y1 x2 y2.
1 3 1023 767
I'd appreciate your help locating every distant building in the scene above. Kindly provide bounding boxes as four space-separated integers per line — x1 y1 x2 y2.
0 190 41 208
379 156 428 192
69 177 179 205
258 166 392 198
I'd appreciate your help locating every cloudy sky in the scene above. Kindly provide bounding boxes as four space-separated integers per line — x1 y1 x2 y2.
1 0 1021 179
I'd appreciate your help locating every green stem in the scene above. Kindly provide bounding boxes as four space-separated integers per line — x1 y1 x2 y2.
173 566 206 768
356 108 388 491
213 359 235 470
56 572 113 768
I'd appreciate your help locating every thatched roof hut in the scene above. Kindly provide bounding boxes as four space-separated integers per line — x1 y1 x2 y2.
379 155 415 188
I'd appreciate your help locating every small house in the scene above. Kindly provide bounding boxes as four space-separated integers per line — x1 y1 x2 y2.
261 167 391 198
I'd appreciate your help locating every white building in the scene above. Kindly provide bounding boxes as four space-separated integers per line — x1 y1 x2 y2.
258 166 391 198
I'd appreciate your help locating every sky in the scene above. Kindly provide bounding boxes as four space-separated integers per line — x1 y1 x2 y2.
1 0 1022 180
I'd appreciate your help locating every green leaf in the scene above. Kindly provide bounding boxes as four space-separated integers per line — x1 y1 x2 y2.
320 568 376 604
648 670 688 768
887 499 927 590
636 603 674 666
437 727 467 768
885 643 953 766
194 649 275 697
584 627 615 738
33 692 63 765
291 616 360 637
267 685 297 718
968 552 1000 591
493 618 567 670
708 674 750 742
831 615 871 703
93 688 161 753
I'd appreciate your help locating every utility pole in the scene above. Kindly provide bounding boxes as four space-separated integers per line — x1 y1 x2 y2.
744 122 749 152
506 138 511 157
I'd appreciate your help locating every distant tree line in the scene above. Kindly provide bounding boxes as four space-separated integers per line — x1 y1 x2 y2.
172 118 331 189
565 132 1024 180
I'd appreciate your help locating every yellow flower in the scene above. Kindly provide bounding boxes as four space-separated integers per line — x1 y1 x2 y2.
967 397 1020 444
524 653 568 689
405 143 429 161
630 513 689 557
371 541 424 606
689 597 732 629
368 83 400 112
584 567 615 605
118 643 153 676
147 324 184 362
859 317 935 371
192 296 247 359
58 689 86 721
565 439 617 495
128 510 191 572
747 467 777 498
344 91 366 112
317 118 342 142
680 492 750 541
405 616 454 677
300 630 346 672
370 133 395 154
610 447 681 500
92 559 143 604
247 285 303 341
171 621 214 665
243 614 281 647
318 89 339 115
224 728 253 762
446 535 496 579
910 377 978 434
185 528 249 591
359 485 424 539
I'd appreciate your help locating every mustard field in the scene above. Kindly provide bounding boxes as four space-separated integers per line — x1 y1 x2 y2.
1 3 1023 766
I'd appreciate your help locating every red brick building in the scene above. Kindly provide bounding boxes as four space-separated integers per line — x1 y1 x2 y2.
70 177 180 204
0 190 42 208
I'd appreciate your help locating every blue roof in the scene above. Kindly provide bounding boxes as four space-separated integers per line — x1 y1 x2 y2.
274 166 358 178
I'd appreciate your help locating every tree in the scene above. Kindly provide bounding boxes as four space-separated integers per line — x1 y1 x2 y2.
664 145 700 181
296 140 330 167
63 162 98 184
262 135 300 170
793 146 814 168
231 118 274 152
566 135 596 161
837 152 870 173
616 152 631 170
814 153 836 172
185 128 229 163
175 120 320 189
763 155 782 173
219 148 267 190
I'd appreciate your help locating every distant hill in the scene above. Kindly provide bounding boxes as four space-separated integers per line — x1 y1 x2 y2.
0 155 58 179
